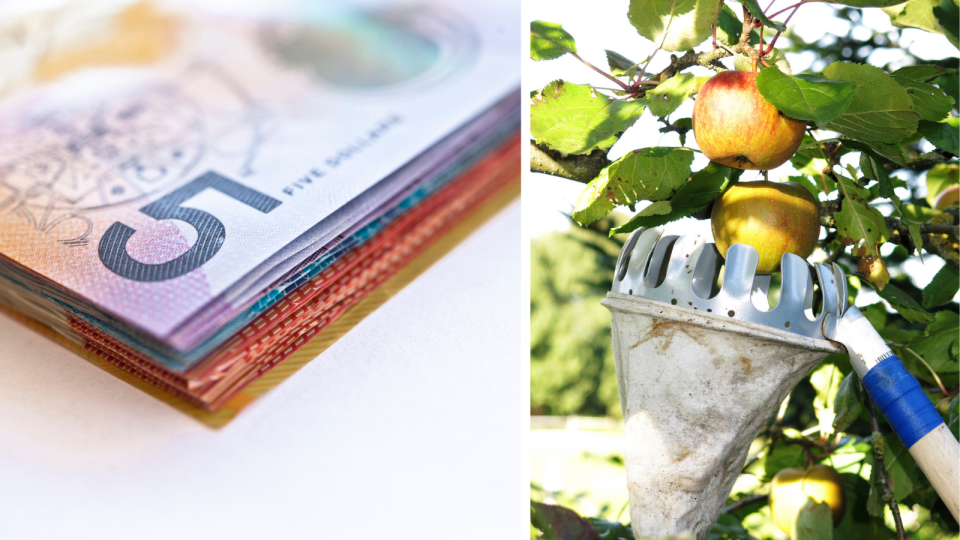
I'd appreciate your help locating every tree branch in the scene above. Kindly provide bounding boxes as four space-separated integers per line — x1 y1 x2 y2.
885 150 957 173
529 140 611 184
864 389 906 540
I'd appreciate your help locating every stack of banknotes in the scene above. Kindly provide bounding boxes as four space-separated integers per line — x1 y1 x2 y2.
0 1 519 412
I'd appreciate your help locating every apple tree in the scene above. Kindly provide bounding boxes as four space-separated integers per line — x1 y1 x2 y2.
530 0 958 538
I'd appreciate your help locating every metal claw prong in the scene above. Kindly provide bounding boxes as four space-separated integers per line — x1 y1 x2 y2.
815 262 840 319
614 228 663 294
773 252 815 320
644 235 679 288
832 263 849 316
751 275 772 312
690 244 722 300
719 243 759 299
663 235 706 288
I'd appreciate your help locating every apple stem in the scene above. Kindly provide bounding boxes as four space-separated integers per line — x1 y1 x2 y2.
865 389 908 540
636 47 659 84
711 0 723 48
571 53 630 91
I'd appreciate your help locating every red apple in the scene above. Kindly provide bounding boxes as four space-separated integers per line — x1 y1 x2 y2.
693 70 807 170
711 181 821 274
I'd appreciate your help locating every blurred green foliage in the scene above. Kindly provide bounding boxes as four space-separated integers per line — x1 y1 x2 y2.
531 217 624 418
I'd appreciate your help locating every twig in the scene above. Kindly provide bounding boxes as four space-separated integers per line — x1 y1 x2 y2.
864 389 906 540
636 47 659 84
722 494 768 514
571 52 630 91
884 150 957 173
764 3 803 55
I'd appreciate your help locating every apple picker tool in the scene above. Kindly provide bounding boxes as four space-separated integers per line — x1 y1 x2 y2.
602 226 958 540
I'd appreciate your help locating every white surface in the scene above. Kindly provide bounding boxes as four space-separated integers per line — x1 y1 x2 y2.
0 202 521 540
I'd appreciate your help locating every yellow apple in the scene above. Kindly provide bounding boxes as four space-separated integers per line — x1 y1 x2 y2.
693 70 807 171
769 465 846 536
710 181 821 274
934 184 960 210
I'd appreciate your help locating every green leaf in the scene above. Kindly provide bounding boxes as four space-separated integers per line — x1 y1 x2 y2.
924 163 959 207
823 62 920 144
572 164 618 226
587 519 633 540
811 363 844 436
893 76 955 121
671 162 739 208
572 147 695 225
872 280 936 323
731 0 788 31
795 499 834 540
628 0 718 51
922 264 959 308
646 73 699 117
934 0 959 47
708 514 755 540
919 116 960 155
605 50 637 77
763 444 805 481
715 4 745 46
755 67 857 128
834 173 890 259
611 200 706 235
841 139 908 167
901 203 942 222
882 0 948 34
948 397 958 440
859 154 901 214
530 502 600 540
909 310 959 373
531 80 647 155
530 21 577 61
893 64 958 83
833 371 865 433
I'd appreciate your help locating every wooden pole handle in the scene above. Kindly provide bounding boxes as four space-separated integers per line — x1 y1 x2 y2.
908 423 960 522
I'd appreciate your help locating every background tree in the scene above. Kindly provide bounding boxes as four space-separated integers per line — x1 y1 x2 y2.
529 0 959 537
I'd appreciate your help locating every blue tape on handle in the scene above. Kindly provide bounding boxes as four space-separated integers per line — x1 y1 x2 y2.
862 356 944 448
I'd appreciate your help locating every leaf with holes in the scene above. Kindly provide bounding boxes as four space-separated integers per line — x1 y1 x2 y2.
671 162 739 208
823 62 920 144
756 67 857 128
628 0 717 51
833 173 890 260
572 147 695 226
531 81 647 155
531 21 577 61
611 200 707 235
646 73 700 117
